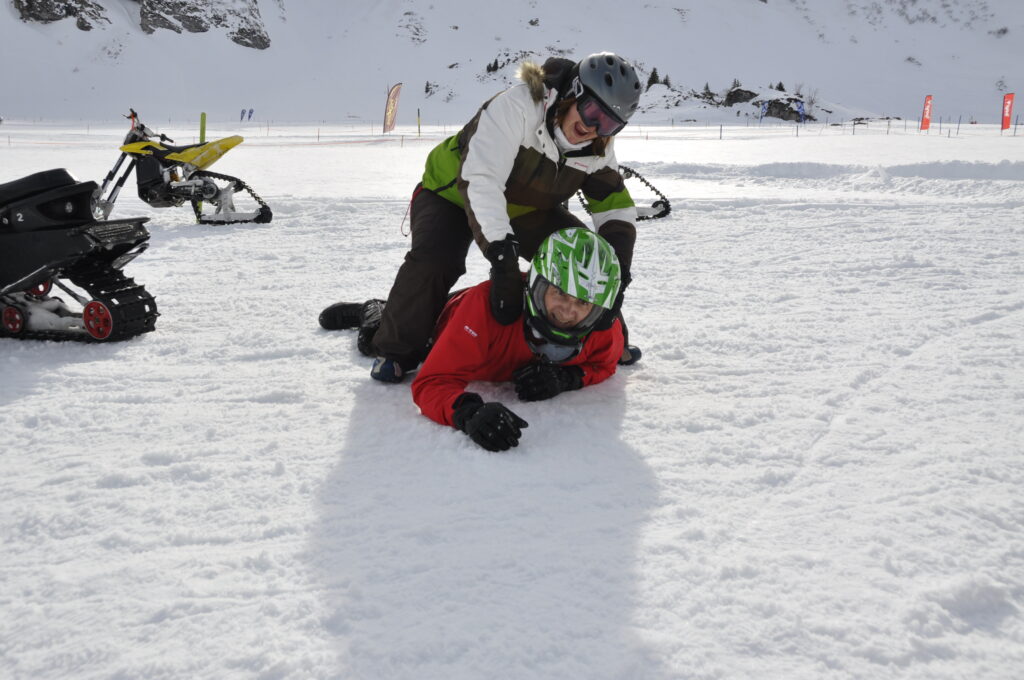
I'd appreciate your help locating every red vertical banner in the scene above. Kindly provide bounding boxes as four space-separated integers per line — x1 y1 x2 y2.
1001 93 1015 131
920 95 933 131
383 83 403 134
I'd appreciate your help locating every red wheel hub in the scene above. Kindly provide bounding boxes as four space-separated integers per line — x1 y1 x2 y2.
83 301 114 340
27 280 52 297
2 306 25 334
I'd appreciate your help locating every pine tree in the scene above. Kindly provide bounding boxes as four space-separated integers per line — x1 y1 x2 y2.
647 68 660 90
663 75 672 89
702 82 713 100
777 81 786 92
732 78 742 89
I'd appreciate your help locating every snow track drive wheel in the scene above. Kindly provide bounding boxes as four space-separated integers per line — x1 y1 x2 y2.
2 305 26 335
83 300 114 340
27 280 53 297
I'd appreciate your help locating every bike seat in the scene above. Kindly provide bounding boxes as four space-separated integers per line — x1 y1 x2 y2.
165 136 243 169
160 142 205 154
0 169 76 207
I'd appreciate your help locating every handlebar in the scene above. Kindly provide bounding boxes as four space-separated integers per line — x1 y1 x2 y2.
123 109 172 142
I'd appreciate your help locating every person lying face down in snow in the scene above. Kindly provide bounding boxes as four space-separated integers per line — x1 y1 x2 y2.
322 227 625 452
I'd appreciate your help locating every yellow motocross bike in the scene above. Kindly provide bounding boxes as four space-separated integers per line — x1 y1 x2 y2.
93 109 272 225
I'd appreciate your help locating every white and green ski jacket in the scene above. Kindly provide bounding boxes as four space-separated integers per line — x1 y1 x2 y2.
420 61 638 252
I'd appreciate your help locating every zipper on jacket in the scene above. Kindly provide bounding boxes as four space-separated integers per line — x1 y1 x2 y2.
555 153 566 179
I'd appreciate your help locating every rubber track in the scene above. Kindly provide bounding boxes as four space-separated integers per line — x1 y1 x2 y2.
191 170 272 225
1 264 157 343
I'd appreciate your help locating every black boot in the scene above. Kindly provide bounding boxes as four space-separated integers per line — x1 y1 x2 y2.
319 302 364 330
356 299 385 357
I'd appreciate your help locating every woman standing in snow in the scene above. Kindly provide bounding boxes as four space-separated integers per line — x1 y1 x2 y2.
321 52 642 382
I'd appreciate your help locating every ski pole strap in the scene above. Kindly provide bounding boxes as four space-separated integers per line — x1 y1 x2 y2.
400 183 424 237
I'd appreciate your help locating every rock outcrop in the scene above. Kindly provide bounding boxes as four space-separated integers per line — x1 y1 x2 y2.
136 1 270 50
12 0 271 49
13 0 109 31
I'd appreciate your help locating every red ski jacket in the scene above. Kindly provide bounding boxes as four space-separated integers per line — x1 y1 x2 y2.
411 280 625 427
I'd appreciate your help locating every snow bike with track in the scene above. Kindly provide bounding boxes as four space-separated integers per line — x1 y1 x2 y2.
92 109 272 226
0 168 158 342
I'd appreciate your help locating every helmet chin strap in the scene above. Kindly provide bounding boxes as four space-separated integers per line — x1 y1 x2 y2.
524 317 582 364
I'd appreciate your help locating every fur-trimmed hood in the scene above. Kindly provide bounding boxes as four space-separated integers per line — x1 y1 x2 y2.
516 61 547 103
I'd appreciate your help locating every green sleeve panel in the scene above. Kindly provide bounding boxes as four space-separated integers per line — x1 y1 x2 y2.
421 134 466 207
585 187 636 214
505 203 537 220
581 165 635 214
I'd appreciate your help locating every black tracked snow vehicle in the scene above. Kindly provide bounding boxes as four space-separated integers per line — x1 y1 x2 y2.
0 168 158 342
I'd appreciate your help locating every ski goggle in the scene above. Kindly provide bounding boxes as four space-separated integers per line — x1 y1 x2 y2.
569 77 627 137
576 95 627 137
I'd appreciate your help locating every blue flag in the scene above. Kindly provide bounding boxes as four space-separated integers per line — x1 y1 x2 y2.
759 101 768 122
797 101 806 123
248 108 254 121
240 108 246 122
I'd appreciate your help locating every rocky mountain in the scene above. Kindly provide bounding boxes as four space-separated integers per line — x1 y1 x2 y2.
12 0 108 31
12 0 269 48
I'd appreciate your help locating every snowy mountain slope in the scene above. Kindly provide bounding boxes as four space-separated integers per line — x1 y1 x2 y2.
1 0 1021 123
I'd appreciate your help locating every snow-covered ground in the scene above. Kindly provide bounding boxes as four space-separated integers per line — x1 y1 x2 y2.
1 120 1023 679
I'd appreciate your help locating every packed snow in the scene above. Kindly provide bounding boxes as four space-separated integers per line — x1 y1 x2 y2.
1 118 1023 679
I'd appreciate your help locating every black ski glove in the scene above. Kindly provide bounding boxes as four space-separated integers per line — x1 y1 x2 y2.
513 363 584 402
484 234 523 325
452 392 529 452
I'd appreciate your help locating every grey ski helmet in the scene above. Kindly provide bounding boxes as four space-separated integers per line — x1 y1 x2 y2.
574 52 642 123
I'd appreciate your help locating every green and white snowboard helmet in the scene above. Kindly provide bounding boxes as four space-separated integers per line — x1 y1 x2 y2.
525 227 622 358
